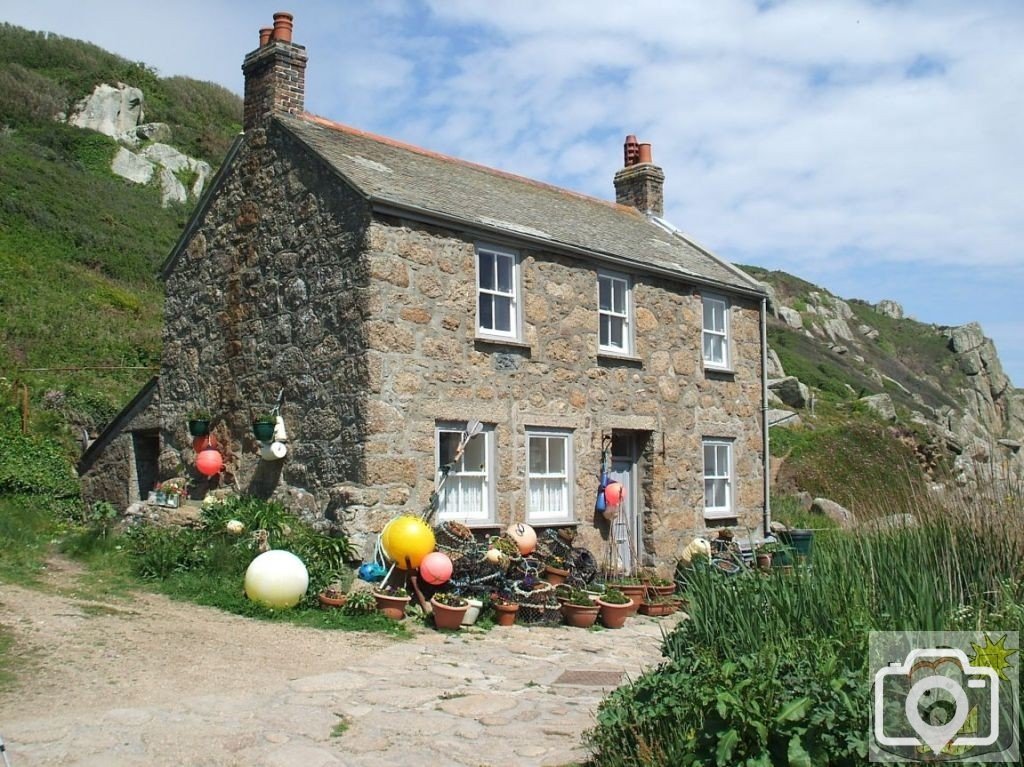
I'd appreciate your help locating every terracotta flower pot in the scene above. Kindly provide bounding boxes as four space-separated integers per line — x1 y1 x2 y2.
639 601 674 617
318 591 347 609
561 601 599 628
756 553 772 571
431 598 468 630
373 592 410 620
493 602 519 626
597 598 633 629
609 584 643 615
544 565 570 586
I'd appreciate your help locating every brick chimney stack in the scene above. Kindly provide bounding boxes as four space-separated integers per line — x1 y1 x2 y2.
242 12 307 131
613 134 665 217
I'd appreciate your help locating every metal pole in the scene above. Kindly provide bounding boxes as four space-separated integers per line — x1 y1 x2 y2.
760 296 771 538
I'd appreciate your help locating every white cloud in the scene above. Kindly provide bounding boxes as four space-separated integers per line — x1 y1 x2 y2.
4 0 1023 383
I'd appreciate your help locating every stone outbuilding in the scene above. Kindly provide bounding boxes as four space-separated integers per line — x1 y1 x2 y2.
83 13 771 570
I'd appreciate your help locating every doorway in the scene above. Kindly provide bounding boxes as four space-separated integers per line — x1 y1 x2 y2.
132 430 160 502
608 431 642 574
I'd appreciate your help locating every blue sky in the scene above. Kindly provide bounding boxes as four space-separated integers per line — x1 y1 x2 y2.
7 0 1023 386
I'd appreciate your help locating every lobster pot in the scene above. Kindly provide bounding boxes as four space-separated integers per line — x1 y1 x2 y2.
449 555 506 598
433 521 477 564
569 548 598 585
517 599 563 626
535 527 575 563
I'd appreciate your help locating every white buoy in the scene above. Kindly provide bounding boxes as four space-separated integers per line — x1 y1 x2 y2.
244 550 308 608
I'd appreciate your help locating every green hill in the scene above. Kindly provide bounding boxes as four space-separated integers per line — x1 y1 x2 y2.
0 23 241 430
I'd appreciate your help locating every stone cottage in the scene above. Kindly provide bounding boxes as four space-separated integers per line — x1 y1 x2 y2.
83 12 770 569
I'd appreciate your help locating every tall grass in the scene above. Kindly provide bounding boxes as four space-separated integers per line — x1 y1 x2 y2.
587 491 1023 766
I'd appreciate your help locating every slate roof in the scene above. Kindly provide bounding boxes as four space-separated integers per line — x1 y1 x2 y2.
278 114 764 296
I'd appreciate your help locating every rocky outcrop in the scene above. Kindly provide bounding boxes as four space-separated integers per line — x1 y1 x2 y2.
860 392 896 421
769 376 809 409
811 496 855 528
68 83 144 136
64 82 210 206
876 300 904 319
764 279 1024 495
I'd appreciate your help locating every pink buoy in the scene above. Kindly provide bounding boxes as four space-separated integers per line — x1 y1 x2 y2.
604 481 624 507
506 522 537 555
196 447 224 477
419 551 453 585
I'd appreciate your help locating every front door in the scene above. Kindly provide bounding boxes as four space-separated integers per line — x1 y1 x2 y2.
609 432 641 574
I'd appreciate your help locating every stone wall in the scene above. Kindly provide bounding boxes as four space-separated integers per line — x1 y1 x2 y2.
79 382 160 509
159 120 764 567
340 218 765 565
160 121 372 511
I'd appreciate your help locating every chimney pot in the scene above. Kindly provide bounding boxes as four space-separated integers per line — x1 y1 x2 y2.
272 11 294 43
242 12 307 130
614 134 665 217
623 134 640 167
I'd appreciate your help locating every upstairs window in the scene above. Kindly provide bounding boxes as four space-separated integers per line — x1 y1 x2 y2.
436 423 495 524
702 293 730 369
477 244 519 340
703 438 733 518
526 430 573 524
599 272 631 354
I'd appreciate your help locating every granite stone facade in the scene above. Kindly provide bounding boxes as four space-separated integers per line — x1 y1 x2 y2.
156 118 765 566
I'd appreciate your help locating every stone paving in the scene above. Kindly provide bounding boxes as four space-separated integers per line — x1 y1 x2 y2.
5 615 679 767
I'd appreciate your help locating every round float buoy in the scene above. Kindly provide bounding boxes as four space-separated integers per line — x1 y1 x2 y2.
195 447 223 477
604 481 624 507
506 522 537 555
419 551 453 585
244 550 308 609
381 515 435 570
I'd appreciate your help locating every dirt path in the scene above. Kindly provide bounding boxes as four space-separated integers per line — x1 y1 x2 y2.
0 560 676 767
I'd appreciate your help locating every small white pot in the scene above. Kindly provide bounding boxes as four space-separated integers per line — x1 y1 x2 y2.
461 598 483 626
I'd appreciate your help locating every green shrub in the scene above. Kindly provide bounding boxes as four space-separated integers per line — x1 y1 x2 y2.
587 497 1023 766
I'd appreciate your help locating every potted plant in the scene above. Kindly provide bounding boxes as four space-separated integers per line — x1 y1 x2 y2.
372 585 411 620
605 574 644 609
544 555 570 585
756 542 783 571
639 594 676 617
187 410 212 437
154 478 189 507
318 572 351 608
490 590 519 627
596 588 633 629
341 590 377 616
641 571 676 597
560 588 599 628
318 582 348 609
252 412 276 442
431 591 469 630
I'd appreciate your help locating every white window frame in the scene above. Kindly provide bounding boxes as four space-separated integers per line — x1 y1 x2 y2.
435 422 496 524
702 292 730 370
703 438 734 519
598 271 632 355
476 243 520 341
525 429 574 524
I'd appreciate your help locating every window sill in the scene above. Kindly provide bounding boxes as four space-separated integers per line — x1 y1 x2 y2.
703 511 738 522
528 520 579 529
593 352 638 364
475 336 532 351
703 365 736 377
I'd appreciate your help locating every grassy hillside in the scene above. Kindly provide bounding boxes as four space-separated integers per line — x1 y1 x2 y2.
0 22 241 430
0 23 242 162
